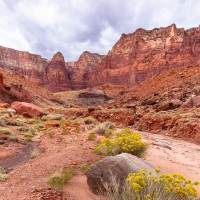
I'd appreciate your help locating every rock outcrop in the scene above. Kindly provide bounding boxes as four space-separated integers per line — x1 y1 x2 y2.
0 73 32 104
86 153 155 194
43 52 70 92
11 102 45 117
77 89 112 106
1 24 200 91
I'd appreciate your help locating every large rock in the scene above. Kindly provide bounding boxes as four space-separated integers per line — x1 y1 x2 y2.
181 96 200 108
11 102 45 117
156 100 182 112
86 153 155 194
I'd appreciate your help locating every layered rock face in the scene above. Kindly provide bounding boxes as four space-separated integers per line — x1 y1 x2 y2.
67 51 104 89
0 45 48 85
1 24 200 91
43 52 71 92
0 46 103 92
0 73 32 104
90 24 200 87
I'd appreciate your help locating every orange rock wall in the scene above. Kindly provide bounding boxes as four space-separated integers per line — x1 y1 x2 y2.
1 24 200 91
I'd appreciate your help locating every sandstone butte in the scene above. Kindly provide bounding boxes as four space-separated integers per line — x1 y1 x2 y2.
0 23 200 92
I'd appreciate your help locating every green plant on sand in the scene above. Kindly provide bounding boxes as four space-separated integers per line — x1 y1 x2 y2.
47 168 75 191
94 128 148 158
93 122 115 135
102 168 200 200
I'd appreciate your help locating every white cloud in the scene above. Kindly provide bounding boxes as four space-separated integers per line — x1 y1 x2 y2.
0 0 200 61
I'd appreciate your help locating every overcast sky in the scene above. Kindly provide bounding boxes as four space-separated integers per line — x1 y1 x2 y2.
0 0 199 61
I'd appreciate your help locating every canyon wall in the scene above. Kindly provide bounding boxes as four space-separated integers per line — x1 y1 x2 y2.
0 24 200 91
90 24 200 87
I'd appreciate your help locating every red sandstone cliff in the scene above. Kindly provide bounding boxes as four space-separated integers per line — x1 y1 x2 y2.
90 24 200 86
67 51 104 90
0 24 200 91
43 52 71 92
0 45 48 85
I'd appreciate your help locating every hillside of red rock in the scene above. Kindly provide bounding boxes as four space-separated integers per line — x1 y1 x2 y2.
0 67 67 108
1 24 200 92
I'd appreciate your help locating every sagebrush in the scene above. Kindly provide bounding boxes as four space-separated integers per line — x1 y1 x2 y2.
94 128 148 157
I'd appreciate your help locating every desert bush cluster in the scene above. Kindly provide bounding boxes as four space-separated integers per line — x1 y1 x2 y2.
94 128 148 157
0 167 8 182
47 168 75 191
102 168 199 200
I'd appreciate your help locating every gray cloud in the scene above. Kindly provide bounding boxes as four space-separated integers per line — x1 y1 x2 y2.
0 0 200 61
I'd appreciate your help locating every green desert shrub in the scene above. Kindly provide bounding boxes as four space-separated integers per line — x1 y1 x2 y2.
80 164 90 174
102 169 199 200
0 127 13 135
46 131 54 138
5 120 24 126
17 126 29 132
62 128 71 135
47 168 75 191
94 128 148 157
104 129 114 138
74 127 80 133
88 132 97 140
126 169 199 200
0 167 9 181
93 122 115 135
84 116 94 125
30 148 40 159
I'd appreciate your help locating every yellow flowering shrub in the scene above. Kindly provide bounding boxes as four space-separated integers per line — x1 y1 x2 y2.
94 128 149 157
126 168 200 200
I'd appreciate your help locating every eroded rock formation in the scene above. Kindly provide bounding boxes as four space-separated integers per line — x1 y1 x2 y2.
90 24 200 86
1 24 200 91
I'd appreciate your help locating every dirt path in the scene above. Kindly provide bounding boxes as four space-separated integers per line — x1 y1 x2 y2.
0 125 199 199
65 130 200 199
0 142 38 170
140 130 200 195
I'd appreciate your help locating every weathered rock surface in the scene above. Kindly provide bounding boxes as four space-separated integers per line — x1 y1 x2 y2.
0 103 10 108
0 45 48 85
1 24 200 91
78 90 112 106
156 99 182 112
68 51 104 90
90 24 200 87
0 73 32 104
43 52 70 92
181 96 200 108
11 102 45 117
86 153 155 194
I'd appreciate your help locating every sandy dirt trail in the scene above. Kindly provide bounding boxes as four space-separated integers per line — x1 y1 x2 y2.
65 130 200 199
